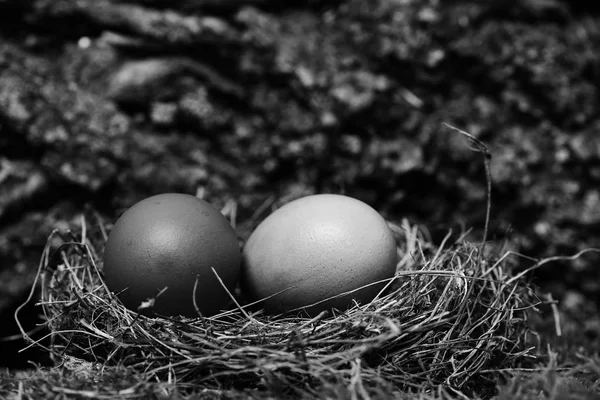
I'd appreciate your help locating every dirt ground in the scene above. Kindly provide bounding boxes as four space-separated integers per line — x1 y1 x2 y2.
1 0 600 368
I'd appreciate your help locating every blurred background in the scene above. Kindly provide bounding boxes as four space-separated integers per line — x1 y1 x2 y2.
1 0 600 368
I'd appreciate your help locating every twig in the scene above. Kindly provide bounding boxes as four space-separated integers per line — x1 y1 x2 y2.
443 123 493 267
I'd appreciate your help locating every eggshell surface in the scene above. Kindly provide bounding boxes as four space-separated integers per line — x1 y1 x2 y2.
241 194 398 315
103 193 241 317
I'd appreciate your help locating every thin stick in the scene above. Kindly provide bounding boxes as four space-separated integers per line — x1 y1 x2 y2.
14 231 55 344
192 275 204 319
443 123 493 267
545 293 562 337
211 267 257 324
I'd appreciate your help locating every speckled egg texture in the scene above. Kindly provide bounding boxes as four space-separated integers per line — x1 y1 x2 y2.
241 194 398 315
103 193 241 317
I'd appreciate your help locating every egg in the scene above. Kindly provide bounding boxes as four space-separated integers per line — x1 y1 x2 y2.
103 193 241 317
241 194 398 315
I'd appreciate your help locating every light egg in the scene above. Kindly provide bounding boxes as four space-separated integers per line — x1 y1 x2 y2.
241 194 398 315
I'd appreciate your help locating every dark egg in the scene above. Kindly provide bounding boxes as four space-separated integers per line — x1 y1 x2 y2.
103 193 241 318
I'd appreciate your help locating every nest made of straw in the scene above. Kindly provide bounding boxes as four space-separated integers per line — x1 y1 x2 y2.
23 216 541 397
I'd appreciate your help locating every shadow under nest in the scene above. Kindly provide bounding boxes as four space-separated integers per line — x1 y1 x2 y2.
17 216 544 398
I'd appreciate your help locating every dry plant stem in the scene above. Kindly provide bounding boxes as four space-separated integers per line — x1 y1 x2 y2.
13 230 55 346
192 276 204 319
443 123 493 267
505 248 600 286
545 293 561 337
210 267 257 324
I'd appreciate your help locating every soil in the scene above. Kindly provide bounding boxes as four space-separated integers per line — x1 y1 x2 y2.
1 0 600 368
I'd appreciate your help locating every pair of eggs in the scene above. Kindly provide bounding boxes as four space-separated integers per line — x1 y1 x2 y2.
103 193 398 318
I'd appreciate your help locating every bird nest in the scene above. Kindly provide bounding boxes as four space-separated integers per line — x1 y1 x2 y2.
20 216 542 398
